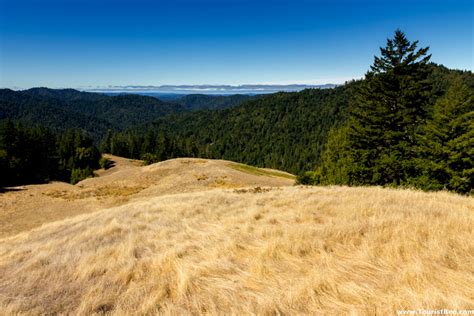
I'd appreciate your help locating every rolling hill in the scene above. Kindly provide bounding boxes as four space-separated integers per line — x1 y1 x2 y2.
0 88 257 140
0 88 184 139
0 155 473 314
0 89 114 138
0 155 294 238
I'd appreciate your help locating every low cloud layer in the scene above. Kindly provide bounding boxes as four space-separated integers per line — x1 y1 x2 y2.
85 84 338 94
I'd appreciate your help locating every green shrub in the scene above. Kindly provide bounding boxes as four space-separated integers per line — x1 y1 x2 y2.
99 157 113 170
141 153 159 165
70 167 94 184
296 170 320 185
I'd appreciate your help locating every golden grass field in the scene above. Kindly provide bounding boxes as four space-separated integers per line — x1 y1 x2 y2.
0 156 473 315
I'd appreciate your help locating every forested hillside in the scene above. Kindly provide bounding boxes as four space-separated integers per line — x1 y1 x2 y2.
0 88 184 139
0 122 102 186
0 90 258 186
100 84 355 173
174 94 255 110
0 89 257 139
0 89 114 139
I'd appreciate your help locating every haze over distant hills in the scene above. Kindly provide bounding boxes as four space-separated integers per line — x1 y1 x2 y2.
84 84 338 95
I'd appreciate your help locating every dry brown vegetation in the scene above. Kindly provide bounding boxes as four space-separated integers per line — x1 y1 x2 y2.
0 155 292 238
0 156 473 315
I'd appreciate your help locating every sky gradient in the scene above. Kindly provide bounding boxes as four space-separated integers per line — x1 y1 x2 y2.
0 0 473 89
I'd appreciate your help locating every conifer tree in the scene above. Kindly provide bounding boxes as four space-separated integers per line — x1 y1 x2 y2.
100 129 113 153
417 79 474 193
318 124 353 184
348 29 432 185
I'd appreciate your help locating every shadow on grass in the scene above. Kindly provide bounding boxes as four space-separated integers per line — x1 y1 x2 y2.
101 159 116 170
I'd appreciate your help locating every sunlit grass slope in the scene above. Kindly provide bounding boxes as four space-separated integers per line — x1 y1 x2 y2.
1 185 473 314
0 156 293 238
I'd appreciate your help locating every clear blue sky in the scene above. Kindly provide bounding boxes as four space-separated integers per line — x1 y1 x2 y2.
0 0 472 89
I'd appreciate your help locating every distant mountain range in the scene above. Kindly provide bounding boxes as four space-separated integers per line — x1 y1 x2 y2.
85 84 338 95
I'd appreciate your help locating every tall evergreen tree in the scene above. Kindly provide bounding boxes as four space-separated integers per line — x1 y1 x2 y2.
318 124 353 184
416 79 474 193
347 29 432 185
100 129 113 153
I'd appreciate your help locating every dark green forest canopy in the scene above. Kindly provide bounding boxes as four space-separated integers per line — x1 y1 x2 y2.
147 84 357 173
174 94 256 111
0 88 188 141
0 89 258 140
0 122 101 186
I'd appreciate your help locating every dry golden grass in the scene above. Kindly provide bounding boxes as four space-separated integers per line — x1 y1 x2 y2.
1 184 473 315
0 156 293 238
